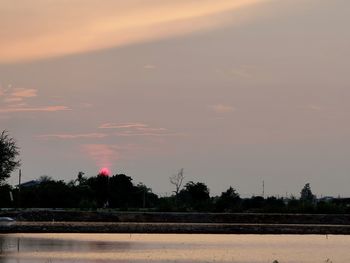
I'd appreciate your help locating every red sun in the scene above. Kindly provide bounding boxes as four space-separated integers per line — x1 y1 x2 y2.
99 167 110 176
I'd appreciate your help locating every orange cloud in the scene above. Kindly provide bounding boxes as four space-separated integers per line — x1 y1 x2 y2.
11 88 37 98
0 106 70 113
1 87 37 103
0 0 267 63
0 86 70 114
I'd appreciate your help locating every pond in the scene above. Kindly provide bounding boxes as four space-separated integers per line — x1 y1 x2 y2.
0 234 349 263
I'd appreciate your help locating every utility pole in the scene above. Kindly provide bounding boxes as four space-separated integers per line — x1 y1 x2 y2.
18 169 22 208
262 180 265 198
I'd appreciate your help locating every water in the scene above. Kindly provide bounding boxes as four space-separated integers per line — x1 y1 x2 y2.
0 234 349 263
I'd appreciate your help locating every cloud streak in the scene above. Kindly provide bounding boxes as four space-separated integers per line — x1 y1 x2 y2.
0 85 70 114
209 104 235 113
99 122 184 137
0 105 70 113
99 122 148 129
38 133 107 140
114 132 186 137
0 0 267 63
2 87 38 103
11 88 38 98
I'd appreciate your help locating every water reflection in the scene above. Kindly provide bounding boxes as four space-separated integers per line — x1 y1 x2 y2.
0 234 350 263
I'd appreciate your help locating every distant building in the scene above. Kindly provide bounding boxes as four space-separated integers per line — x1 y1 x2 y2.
318 196 335 202
17 180 40 188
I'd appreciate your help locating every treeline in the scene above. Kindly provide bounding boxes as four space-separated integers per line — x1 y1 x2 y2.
1 172 350 214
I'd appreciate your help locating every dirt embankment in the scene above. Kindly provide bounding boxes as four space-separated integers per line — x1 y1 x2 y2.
2 210 350 234
1 210 350 225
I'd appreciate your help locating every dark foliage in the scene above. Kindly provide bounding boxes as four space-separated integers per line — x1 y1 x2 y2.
0 131 20 184
300 183 316 203
0 184 13 207
215 186 241 212
178 181 211 211
1 170 349 214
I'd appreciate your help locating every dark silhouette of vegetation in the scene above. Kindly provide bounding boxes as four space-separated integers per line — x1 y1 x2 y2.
0 174 349 213
300 183 316 203
170 168 184 196
178 181 211 211
0 130 20 185
0 172 346 212
1 172 158 209
215 187 241 212
0 138 349 213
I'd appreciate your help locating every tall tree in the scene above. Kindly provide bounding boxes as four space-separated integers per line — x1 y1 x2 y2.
170 168 185 196
215 186 241 212
0 131 20 184
300 183 316 202
179 181 211 211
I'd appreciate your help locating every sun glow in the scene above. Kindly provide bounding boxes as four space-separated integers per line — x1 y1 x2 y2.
99 167 110 177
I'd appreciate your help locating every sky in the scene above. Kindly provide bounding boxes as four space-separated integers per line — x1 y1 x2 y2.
1 0 350 197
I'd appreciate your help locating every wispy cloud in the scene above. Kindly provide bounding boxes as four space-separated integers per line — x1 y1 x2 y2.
38 122 184 142
0 85 70 114
4 97 23 103
99 122 148 129
209 104 235 113
114 132 186 137
0 105 70 113
306 104 322 112
143 64 156 70
2 87 37 103
99 122 184 137
11 88 37 98
38 133 107 140
296 104 323 112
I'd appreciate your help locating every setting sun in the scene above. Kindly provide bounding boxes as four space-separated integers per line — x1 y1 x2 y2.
99 167 110 177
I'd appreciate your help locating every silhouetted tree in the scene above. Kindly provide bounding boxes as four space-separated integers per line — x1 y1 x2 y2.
0 131 20 184
179 181 210 211
86 174 110 207
300 183 316 203
215 186 241 212
0 184 13 207
108 174 134 208
264 196 286 212
76 171 87 185
19 178 74 208
133 183 159 208
38 175 52 183
170 168 185 196
242 196 265 211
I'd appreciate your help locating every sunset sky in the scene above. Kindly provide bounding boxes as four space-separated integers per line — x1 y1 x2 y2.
1 0 350 197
